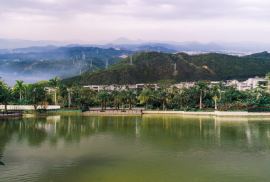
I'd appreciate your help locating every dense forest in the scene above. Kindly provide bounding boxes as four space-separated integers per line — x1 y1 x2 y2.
245 51 270 59
62 52 270 86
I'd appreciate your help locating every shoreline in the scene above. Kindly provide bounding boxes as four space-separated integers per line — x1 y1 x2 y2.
2 110 270 119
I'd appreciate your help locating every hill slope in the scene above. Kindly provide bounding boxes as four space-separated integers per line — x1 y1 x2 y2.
245 51 270 59
62 52 270 86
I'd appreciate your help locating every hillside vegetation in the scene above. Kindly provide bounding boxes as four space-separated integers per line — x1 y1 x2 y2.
245 51 270 59
62 52 270 86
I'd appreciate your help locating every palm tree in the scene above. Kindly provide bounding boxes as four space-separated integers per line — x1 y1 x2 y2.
174 88 187 108
195 81 209 109
23 83 29 99
59 84 68 107
119 90 127 111
0 86 12 112
49 77 60 105
126 89 136 110
15 80 24 102
218 81 224 101
95 89 108 111
111 88 120 110
138 89 155 110
157 90 168 110
211 85 219 110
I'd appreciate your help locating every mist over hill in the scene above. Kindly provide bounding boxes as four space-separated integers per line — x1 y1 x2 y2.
0 47 127 86
0 46 135 61
1 37 270 53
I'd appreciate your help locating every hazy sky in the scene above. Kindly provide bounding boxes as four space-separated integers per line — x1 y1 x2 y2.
1 0 270 43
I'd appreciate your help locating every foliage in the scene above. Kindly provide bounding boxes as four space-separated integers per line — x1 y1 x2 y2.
62 52 270 85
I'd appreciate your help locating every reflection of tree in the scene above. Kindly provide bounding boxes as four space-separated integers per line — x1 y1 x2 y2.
0 151 4 166
2 115 270 155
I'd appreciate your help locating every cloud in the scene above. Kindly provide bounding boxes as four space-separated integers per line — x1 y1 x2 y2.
1 0 270 21
1 0 270 42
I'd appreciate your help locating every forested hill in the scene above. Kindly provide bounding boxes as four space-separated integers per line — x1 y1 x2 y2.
245 51 270 59
62 52 270 86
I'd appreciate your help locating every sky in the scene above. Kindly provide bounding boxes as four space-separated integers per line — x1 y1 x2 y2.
1 0 270 43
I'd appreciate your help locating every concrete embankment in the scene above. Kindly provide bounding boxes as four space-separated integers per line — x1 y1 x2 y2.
0 105 60 110
83 109 143 115
142 111 270 117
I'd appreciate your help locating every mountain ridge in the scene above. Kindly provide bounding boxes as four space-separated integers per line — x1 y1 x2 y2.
62 52 270 86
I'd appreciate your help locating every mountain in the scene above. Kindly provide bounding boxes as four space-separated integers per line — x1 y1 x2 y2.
11 45 58 53
0 47 134 61
62 52 270 86
110 37 147 45
0 39 87 49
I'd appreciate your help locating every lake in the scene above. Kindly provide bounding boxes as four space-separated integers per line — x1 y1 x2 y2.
1 114 270 182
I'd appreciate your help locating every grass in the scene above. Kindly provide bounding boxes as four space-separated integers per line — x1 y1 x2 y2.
47 109 82 114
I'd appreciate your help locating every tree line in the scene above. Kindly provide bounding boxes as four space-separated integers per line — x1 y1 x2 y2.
1 74 270 113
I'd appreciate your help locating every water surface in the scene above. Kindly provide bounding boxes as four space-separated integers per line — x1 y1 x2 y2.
1 114 270 182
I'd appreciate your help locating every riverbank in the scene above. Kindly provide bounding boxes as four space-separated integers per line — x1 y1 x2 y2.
82 110 270 117
143 110 270 116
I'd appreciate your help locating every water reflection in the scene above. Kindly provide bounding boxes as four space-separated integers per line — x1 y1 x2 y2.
1 115 270 150
1 115 270 181
0 155 4 166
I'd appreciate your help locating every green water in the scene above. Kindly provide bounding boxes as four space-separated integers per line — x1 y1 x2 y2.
1 114 270 182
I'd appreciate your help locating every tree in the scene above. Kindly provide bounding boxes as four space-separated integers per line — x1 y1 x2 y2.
119 90 127 111
211 85 219 110
174 88 187 108
110 88 120 110
27 84 46 110
49 77 60 105
125 89 136 110
157 90 168 110
0 85 13 112
95 89 108 111
15 80 24 103
80 87 96 108
59 84 68 107
138 89 155 110
195 81 209 109
23 83 29 99
218 81 225 101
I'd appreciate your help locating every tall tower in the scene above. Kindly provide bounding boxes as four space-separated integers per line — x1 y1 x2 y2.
173 63 178 76
130 55 133 66
106 59 108 69
82 51 85 60
90 59 92 67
